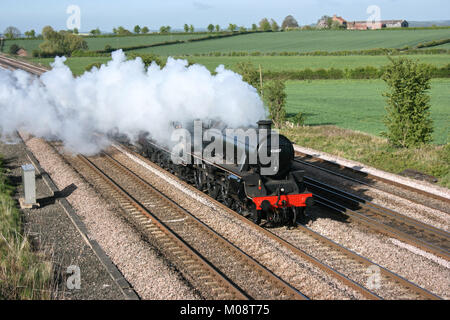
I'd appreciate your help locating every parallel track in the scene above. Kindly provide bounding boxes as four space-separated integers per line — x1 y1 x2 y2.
294 155 450 212
76 153 308 300
112 143 441 300
304 176 450 261
5 55 444 299
0 54 47 75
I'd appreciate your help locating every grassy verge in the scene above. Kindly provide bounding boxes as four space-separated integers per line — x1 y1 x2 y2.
281 126 450 188
0 155 52 299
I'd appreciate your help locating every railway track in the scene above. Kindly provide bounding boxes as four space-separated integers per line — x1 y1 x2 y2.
111 143 441 300
0 54 47 75
6 56 445 299
294 154 450 214
70 151 308 300
303 175 450 261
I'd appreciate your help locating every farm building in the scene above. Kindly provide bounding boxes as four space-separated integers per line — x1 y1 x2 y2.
17 48 28 57
330 14 408 30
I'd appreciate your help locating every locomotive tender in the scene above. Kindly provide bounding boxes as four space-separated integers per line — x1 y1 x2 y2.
133 119 313 226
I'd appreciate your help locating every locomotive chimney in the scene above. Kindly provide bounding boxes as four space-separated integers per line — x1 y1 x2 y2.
257 120 273 130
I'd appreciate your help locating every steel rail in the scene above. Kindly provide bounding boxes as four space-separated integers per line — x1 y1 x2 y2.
114 143 442 300
305 176 450 261
77 154 251 300
0 54 47 75
79 153 310 300
113 144 388 300
294 154 450 207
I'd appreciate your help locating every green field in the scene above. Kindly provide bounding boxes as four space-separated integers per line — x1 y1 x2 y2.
30 53 450 77
130 29 450 55
184 55 450 72
30 56 111 75
3 33 201 54
285 79 449 145
22 29 450 147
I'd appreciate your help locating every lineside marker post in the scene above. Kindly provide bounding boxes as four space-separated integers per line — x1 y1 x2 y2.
19 164 39 209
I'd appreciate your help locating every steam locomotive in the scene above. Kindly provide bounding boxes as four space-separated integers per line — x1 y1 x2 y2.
132 119 313 227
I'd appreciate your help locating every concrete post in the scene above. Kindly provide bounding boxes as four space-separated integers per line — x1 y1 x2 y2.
21 164 37 207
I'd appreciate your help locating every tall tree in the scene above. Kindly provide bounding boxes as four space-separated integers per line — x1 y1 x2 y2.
24 29 36 38
159 26 171 33
215 25 220 32
184 24 189 33
114 26 132 35
316 15 332 29
281 15 299 29
271 19 280 31
134 25 141 34
228 23 237 32
207 24 215 32
141 26 149 34
4 26 21 39
189 24 195 33
252 24 258 31
90 28 101 35
259 18 271 31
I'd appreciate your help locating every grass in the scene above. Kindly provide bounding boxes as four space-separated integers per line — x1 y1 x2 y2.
0 155 52 299
129 29 450 55
281 126 450 188
284 79 449 145
10 29 449 56
182 54 450 73
2 34 201 54
29 52 450 77
30 56 111 76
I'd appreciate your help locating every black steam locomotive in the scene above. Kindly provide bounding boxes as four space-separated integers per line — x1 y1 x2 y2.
133 119 313 226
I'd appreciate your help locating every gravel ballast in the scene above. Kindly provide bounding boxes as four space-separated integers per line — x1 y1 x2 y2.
20 135 200 300
113 144 449 299
0 137 127 299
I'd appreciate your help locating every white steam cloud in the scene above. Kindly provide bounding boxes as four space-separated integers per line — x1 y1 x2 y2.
0 50 267 154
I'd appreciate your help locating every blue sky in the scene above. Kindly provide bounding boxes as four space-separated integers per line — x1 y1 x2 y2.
1 0 449 33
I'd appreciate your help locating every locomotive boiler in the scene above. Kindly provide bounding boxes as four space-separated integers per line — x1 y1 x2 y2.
134 119 313 226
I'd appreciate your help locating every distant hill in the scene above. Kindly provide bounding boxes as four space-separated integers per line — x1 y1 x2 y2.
408 20 450 27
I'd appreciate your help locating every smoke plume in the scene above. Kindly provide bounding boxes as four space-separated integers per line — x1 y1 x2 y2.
0 50 267 154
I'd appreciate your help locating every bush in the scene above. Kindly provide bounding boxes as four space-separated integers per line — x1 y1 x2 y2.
85 62 103 72
382 57 434 148
235 61 261 93
39 26 88 57
292 112 306 126
8 44 20 55
127 53 164 68
263 79 287 128
31 49 41 57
